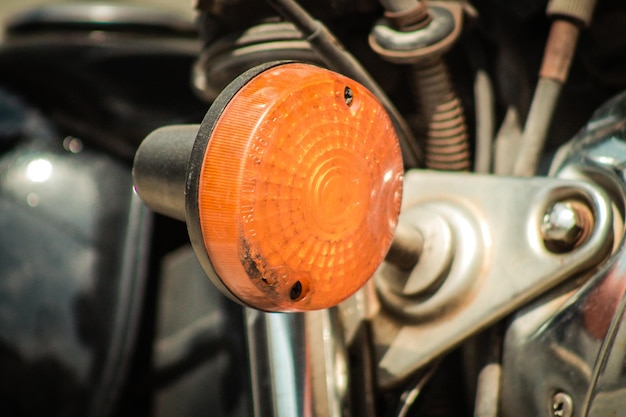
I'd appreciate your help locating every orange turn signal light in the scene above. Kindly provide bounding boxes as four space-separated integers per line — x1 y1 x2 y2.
134 62 403 311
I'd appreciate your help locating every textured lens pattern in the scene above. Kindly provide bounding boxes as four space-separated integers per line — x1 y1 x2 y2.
198 63 403 311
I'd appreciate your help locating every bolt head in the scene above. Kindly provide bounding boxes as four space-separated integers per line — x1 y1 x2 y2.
551 392 573 417
541 201 586 253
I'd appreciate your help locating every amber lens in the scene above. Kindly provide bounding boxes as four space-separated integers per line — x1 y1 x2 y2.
197 63 403 311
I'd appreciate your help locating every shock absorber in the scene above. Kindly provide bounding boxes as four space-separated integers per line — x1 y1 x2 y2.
370 1 470 171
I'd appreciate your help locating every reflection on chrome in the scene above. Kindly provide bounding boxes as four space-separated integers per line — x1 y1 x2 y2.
26 192 40 207
25 158 52 183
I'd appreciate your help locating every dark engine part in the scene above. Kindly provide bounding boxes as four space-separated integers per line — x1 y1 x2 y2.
0 4 220 417
196 0 381 31
0 3 207 160
0 87 151 417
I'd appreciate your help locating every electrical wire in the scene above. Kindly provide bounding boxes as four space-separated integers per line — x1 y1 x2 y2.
264 0 423 168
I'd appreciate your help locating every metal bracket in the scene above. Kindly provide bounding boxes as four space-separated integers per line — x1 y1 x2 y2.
372 170 614 387
501 91 626 417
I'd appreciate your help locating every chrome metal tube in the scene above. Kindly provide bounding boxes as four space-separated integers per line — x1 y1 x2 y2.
513 19 582 177
246 308 350 417
512 77 562 177
473 69 495 174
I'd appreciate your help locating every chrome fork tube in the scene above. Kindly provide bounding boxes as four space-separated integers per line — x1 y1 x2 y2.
245 308 350 417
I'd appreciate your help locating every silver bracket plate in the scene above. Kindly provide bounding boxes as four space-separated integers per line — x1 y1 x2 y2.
372 170 614 387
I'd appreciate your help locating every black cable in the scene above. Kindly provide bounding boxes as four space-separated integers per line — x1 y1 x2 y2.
264 0 423 167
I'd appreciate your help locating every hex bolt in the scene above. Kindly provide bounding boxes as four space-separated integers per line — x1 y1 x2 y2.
541 200 593 253
551 392 573 417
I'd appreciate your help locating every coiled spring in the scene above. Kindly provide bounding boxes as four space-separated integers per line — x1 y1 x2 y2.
412 58 470 171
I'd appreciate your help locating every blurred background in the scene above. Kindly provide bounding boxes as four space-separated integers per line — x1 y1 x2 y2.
0 0 193 39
